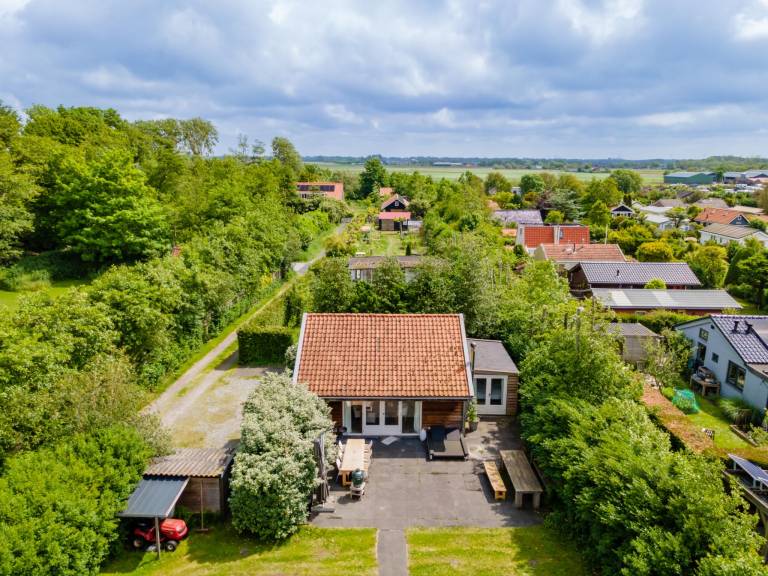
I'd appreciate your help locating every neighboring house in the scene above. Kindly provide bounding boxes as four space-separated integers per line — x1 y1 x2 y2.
348 255 423 282
568 262 702 294
378 211 411 231
293 313 477 436
516 224 590 252
493 209 543 226
533 243 626 271
592 288 741 315
733 205 765 216
643 212 676 231
653 198 685 208
694 198 729 210
699 223 768 248
296 182 344 201
381 194 410 212
606 323 660 367
467 338 519 416
676 315 768 410
610 203 635 218
378 186 394 197
663 171 717 185
501 228 517 239
694 208 750 227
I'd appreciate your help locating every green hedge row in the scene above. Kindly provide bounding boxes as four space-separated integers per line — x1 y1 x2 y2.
616 310 698 333
238 324 294 364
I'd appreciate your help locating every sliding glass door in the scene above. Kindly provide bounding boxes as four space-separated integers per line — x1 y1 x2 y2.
343 400 421 435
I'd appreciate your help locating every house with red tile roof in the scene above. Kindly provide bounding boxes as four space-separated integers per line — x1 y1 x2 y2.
693 208 750 227
296 182 344 201
378 186 394 197
533 243 626 270
292 313 518 435
378 211 411 231
516 224 590 252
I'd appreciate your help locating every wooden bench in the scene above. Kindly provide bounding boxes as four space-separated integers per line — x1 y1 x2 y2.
483 461 507 500
500 450 543 509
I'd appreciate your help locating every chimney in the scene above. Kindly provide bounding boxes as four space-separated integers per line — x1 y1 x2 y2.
745 321 753 333
733 320 740 332
470 342 477 374
616 269 620 277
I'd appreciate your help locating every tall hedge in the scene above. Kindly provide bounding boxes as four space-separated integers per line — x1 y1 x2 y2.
238 324 294 364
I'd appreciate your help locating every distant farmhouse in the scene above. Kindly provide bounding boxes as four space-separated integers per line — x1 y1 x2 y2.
699 223 768 248
723 170 768 185
296 181 344 201
609 204 635 218
381 194 410 213
663 171 717 185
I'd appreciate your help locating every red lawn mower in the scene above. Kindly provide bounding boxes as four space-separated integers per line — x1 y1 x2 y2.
131 518 189 552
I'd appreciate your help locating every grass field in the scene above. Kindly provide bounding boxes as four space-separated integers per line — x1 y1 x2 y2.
407 525 588 576
101 526 377 576
0 278 87 311
313 162 664 184
686 394 752 452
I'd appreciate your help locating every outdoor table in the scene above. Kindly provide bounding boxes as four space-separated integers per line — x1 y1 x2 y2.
339 439 365 486
500 449 543 509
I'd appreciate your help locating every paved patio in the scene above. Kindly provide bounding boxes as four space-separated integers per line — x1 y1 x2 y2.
311 418 542 530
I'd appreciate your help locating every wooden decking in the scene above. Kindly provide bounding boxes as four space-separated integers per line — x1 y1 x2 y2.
500 449 543 509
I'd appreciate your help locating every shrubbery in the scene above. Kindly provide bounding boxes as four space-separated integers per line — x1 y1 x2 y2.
238 324 294 364
618 310 698 333
230 372 334 540
0 425 151 576
520 317 766 574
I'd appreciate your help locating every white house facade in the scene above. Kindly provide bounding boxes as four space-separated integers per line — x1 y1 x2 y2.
676 315 768 410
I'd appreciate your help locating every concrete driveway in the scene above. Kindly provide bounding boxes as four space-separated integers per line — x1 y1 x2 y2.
312 419 542 530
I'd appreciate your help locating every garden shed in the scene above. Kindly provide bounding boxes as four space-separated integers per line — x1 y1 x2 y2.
143 448 234 514
607 323 660 367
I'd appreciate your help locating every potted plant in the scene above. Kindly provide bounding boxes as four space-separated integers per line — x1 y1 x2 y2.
466 399 479 433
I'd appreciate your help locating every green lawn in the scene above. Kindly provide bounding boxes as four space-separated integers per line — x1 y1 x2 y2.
101 526 377 576
355 230 423 257
0 278 88 311
686 393 752 451
314 162 664 184
407 526 588 576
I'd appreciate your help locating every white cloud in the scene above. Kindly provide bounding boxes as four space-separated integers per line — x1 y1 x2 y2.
323 103 364 125
557 0 645 43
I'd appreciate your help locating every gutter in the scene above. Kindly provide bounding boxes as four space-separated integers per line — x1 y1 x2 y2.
292 313 308 384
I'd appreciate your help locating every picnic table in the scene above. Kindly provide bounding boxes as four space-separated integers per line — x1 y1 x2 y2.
690 371 720 397
339 439 365 486
500 449 543 509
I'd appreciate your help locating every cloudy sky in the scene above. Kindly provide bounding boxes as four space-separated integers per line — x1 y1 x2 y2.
1 0 768 158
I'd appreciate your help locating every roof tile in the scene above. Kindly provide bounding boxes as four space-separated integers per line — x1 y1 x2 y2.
296 314 471 398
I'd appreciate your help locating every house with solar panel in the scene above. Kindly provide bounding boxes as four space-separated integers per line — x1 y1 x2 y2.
567 262 701 296
592 288 741 316
295 181 344 201
677 315 768 410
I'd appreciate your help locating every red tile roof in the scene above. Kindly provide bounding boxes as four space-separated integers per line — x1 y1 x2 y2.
295 314 472 399
378 211 411 220
379 187 394 197
694 208 747 225
501 228 517 238
539 243 626 261
520 225 590 248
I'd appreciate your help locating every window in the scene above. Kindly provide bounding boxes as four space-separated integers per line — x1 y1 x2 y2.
696 344 707 365
699 328 709 341
726 361 746 391
366 401 380 425
401 401 417 434
712 353 719 363
475 378 487 404
384 401 398 426
490 378 504 405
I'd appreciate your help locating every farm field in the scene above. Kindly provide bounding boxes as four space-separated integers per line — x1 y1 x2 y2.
407 525 588 576
101 526 377 576
312 162 665 184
